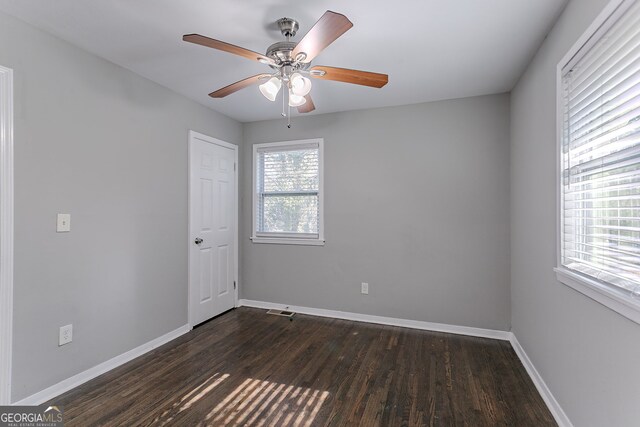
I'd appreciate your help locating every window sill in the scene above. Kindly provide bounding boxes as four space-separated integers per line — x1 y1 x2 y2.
251 237 325 246
554 267 640 325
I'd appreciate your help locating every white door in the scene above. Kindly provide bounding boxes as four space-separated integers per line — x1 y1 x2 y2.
189 132 237 326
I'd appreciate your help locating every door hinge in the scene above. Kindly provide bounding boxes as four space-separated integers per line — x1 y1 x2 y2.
234 281 236 290
234 162 236 171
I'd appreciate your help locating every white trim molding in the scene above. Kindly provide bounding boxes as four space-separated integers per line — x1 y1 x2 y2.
237 299 511 341
0 65 14 406
555 267 640 325
13 324 190 406
509 334 573 427
250 237 325 246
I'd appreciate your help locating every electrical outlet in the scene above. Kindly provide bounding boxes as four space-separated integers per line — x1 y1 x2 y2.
59 324 72 346
361 282 369 295
56 214 71 232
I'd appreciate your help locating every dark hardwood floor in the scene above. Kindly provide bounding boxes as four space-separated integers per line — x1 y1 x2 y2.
48 307 555 426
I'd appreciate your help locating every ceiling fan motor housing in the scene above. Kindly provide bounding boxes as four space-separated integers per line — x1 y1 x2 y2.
265 41 310 70
266 18 310 69
277 17 299 38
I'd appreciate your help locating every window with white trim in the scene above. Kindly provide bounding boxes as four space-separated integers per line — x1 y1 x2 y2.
558 0 640 312
252 139 324 245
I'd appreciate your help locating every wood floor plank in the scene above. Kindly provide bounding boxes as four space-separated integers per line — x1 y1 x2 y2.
47 308 556 426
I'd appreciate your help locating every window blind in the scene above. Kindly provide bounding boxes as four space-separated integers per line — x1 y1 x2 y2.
256 143 320 237
561 0 640 293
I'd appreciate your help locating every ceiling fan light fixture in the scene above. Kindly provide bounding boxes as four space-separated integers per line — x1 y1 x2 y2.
290 73 312 96
259 77 282 101
288 92 307 107
185 11 388 126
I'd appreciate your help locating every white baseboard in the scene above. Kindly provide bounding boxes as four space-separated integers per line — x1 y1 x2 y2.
13 324 191 405
509 334 573 427
237 299 511 341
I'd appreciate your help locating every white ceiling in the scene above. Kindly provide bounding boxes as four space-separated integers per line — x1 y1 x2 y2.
0 0 567 122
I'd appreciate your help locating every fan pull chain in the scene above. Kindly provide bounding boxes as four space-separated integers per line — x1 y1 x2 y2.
286 80 291 128
281 84 286 117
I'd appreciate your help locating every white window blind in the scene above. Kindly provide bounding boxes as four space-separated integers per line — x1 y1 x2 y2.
560 0 640 294
254 140 322 242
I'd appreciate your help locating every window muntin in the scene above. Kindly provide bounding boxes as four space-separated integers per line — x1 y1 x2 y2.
253 140 323 243
560 0 640 295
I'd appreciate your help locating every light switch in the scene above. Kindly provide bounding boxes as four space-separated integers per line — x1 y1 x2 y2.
56 213 71 232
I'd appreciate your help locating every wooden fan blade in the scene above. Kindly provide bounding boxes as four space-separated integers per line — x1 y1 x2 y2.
209 74 271 98
310 66 388 88
183 34 275 65
291 11 353 63
297 95 315 113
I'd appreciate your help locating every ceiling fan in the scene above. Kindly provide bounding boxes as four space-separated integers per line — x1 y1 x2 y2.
183 10 388 126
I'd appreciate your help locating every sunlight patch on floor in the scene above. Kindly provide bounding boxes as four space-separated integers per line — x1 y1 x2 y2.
151 372 230 425
205 377 330 427
180 373 230 411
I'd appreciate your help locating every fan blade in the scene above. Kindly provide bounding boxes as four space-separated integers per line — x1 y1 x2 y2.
209 74 271 98
291 11 353 63
183 34 275 65
310 66 388 88
297 95 315 113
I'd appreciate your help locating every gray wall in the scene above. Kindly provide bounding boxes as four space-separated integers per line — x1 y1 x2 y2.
242 94 511 331
15 1 637 419
0 12 242 401
510 0 640 425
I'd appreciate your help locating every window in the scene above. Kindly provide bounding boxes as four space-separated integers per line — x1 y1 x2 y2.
556 0 640 323
252 139 324 245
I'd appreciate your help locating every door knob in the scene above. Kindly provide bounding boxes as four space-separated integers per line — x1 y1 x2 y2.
194 237 203 245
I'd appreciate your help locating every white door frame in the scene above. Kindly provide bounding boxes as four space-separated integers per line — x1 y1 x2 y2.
187 130 239 328
0 65 14 405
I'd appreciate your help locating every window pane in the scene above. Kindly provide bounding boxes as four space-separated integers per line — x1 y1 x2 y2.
261 149 319 193
561 0 640 292
256 143 321 237
260 194 318 234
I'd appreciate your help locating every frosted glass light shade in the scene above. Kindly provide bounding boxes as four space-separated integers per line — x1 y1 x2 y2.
288 91 307 107
290 73 312 96
259 77 282 101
